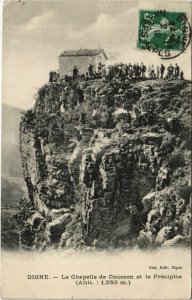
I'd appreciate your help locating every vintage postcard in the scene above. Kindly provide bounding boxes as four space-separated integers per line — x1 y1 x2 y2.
1 0 191 299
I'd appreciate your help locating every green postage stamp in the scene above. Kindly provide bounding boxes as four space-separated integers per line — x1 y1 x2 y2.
138 10 191 59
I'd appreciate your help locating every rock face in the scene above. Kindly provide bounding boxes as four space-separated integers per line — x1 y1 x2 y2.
18 77 191 250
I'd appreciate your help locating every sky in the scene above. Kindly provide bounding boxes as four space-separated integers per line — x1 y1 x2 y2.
2 0 191 110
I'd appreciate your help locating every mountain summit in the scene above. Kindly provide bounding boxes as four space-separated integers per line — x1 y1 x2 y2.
18 72 191 250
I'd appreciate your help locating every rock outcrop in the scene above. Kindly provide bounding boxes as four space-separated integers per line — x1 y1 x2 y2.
17 77 191 251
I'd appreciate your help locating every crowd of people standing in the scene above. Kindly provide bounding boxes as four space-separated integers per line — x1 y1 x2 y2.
49 62 184 84
106 62 184 81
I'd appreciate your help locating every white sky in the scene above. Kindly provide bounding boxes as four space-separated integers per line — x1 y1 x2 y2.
2 0 191 110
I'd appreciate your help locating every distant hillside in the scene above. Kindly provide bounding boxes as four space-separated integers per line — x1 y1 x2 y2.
1 175 27 208
1 175 27 249
1 104 27 249
1 207 20 249
2 104 24 177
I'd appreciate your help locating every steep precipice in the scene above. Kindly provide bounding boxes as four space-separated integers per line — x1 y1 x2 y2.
18 77 191 250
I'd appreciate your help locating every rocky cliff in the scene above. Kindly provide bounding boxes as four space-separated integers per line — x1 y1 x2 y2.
18 77 191 251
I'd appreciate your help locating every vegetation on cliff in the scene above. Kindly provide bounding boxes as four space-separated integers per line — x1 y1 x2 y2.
18 73 191 251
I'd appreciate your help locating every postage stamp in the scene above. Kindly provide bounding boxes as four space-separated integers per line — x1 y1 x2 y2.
137 10 191 59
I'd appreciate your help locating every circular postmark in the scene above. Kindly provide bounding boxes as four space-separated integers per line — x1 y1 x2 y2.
138 10 192 59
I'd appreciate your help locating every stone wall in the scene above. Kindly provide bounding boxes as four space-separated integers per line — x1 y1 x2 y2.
58 54 106 76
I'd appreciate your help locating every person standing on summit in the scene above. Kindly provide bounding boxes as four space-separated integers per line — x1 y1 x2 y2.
151 65 155 78
160 64 165 79
175 63 180 79
88 64 94 78
73 66 78 80
140 62 146 78
156 66 160 79
167 63 174 79
49 71 54 83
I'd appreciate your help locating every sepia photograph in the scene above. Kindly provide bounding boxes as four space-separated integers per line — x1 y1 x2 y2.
1 0 191 299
